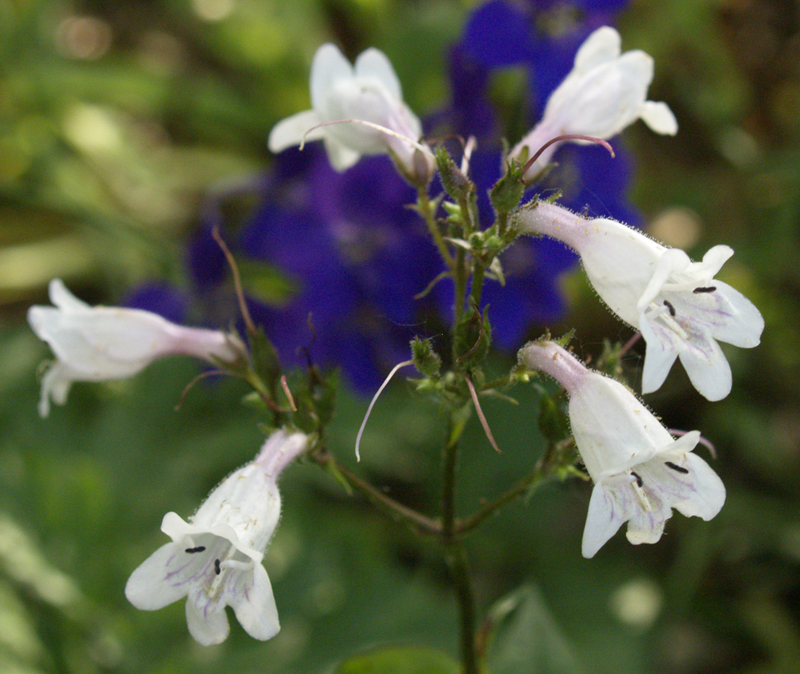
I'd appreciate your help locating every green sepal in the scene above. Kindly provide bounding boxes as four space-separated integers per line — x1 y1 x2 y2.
454 303 492 370
435 145 475 202
411 337 441 378
490 159 526 216
448 402 472 448
249 326 282 392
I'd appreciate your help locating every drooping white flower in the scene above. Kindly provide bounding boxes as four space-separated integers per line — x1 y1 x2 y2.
125 430 308 645
509 26 677 179
516 202 763 401
27 279 243 417
521 341 725 558
268 43 432 181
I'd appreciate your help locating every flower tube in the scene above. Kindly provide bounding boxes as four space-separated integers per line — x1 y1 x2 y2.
509 26 677 179
268 43 433 181
521 341 725 558
516 202 763 400
125 430 308 645
27 279 243 417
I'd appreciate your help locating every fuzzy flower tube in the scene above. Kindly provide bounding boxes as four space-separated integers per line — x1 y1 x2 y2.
516 202 763 400
125 430 308 645
521 340 726 558
27 279 243 417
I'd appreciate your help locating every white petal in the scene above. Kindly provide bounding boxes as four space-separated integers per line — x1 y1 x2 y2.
229 565 280 641
696 245 734 278
669 453 726 520
637 248 690 312
125 543 191 610
639 314 679 394
574 26 621 72
708 281 764 348
38 361 75 417
268 110 324 153
639 101 678 135
310 43 353 112
186 598 230 646
678 337 732 401
582 480 631 558
323 136 362 171
354 47 402 101
48 278 89 311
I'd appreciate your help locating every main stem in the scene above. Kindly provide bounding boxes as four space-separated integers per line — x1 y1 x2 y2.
442 415 478 674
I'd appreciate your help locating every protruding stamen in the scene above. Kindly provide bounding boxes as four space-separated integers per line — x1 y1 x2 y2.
693 286 717 294
185 546 206 554
355 360 415 461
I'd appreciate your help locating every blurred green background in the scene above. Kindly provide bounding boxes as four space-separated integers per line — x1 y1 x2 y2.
2 0 799 672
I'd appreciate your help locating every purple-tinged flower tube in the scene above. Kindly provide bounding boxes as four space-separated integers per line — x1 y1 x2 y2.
521 340 725 558
27 279 244 417
517 202 764 400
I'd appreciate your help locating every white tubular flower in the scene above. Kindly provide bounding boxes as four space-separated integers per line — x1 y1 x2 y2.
125 430 308 645
27 279 243 417
516 202 763 401
521 341 725 559
268 43 432 180
509 26 677 179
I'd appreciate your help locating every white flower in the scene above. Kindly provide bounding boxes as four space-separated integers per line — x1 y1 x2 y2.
125 430 308 645
27 279 243 417
516 202 764 401
268 43 432 180
510 26 677 179
521 341 725 558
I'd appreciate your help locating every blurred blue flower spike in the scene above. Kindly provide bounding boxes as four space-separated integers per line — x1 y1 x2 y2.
204 147 445 392
178 0 645 393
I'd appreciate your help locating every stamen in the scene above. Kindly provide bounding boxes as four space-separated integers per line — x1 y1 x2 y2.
185 546 206 554
214 559 221 575
693 286 717 294
355 360 415 461
630 471 644 488
665 461 689 474
299 119 434 158
663 300 676 317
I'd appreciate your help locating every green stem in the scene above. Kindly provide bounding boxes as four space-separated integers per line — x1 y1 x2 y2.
457 465 547 536
469 262 485 309
441 415 479 674
418 188 454 268
447 543 479 674
320 454 442 537
454 247 468 326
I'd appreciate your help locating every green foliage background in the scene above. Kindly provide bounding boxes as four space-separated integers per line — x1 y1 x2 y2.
1 0 799 672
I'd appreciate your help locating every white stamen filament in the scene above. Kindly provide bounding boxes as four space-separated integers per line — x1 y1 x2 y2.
355 360 414 461
299 119 434 158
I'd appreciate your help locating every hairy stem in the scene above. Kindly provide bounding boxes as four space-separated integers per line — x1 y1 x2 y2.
314 451 442 537
441 415 478 674
447 543 478 674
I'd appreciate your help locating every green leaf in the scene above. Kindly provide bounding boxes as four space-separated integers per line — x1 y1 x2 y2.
485 585 585 674
334 646 460 674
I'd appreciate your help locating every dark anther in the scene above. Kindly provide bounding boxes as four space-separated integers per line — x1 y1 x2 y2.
665 461 690 474
693 286 717 294
663 300 676 317
184 546 206 554
631 471 644 488
214 559 221 575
